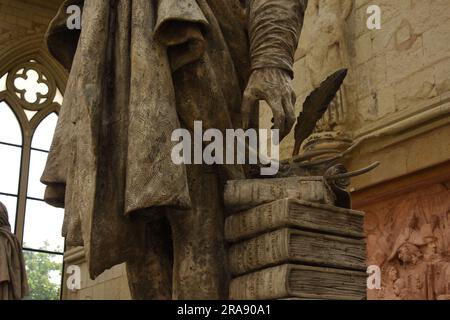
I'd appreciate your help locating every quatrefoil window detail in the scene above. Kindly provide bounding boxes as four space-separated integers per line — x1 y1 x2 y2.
14 68 49 104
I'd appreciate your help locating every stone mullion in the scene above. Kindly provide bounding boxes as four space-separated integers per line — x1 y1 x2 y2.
15 130 32 242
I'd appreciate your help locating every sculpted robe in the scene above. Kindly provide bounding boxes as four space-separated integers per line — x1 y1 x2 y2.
0 203 29 300
42 0 307 295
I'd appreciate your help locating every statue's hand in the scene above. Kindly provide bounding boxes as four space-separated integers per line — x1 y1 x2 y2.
242 68 296 141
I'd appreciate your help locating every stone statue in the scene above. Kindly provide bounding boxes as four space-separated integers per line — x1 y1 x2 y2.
0 202 29 300
296 0 354 152
42 0 308 299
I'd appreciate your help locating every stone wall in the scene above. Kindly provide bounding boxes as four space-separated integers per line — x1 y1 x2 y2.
268 0 450 300
265 0 450 190
347 0 450 190
63 247 131 300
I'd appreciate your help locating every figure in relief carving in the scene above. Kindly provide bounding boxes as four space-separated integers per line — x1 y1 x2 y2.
380 217 450 299
365 185 450 300
377 266 405 300
0 202 29 300
42 0 308 299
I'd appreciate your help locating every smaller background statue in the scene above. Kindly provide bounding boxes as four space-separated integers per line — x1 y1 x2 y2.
296 0 355 153
0 202 29 300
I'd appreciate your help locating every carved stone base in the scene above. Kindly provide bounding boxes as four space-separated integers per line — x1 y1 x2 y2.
224 177 367 300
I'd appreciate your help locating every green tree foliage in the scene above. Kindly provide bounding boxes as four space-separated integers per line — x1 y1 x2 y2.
23 242 62 300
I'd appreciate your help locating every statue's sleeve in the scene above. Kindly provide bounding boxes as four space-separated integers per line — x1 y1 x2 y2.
247 0 308 78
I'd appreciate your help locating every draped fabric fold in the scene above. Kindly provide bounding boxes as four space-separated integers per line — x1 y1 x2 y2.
0 203 29 300
42 0 249 278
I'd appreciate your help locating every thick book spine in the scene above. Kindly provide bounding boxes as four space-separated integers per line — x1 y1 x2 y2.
224 177 335 212
229 265 290 300
288 265 367 300
229 229 290 276
225 199 290 243
229 264 367 300
225 199 365 243
228 229 366 276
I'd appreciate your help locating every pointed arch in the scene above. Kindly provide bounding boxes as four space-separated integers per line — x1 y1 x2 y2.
0 34 68 297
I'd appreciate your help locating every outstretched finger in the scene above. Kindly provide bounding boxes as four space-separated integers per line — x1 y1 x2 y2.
267 96 285 139
241 92 257 130
282 95 296 140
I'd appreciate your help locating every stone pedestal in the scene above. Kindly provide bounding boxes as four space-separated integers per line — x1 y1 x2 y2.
224 177 367 300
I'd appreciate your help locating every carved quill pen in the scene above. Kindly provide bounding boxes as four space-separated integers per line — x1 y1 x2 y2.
293 69 348 156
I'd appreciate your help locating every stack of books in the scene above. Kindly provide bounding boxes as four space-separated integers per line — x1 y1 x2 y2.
224 177 367 300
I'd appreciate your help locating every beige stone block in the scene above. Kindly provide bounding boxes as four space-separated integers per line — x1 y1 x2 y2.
92 282 106 300
356 55 387 101
100 268 113 283
79 287 94 300
404 126 450 173
112 263 125 279
64 289 80 300
375 85 396 118
292 58 311 97
428 0 450 29
357 94 378 123
433 58 450 96
353 4 370 39
355 0 371 9
408 0 433 35
423 22 450 65
355 62 375 100
103 279 121 300
354 32 373 66
393 66 436 111
79 263 91 289
85 263 97 288
377 0 411 24
372 55 388 86
119 274 132 300
386 35 424 83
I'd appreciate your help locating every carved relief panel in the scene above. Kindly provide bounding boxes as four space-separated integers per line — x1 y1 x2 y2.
362 182 450 300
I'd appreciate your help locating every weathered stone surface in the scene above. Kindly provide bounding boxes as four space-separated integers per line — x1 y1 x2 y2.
224 176 335 213
3 0 450 302
225 178 367 300
43 0 308 300
0 202 29 300
360 182 450 300
228 228 366 276
225 198 365 243
229 264 367 300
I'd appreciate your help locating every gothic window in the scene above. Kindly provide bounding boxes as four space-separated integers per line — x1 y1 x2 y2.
0 41 67 300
